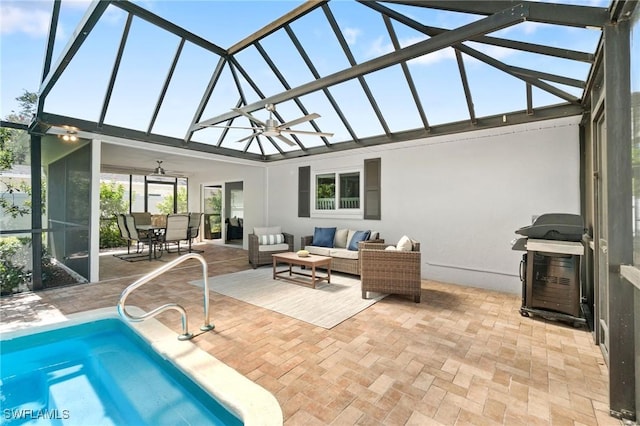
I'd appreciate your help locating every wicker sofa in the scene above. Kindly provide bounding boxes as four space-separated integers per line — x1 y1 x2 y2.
360 239 421 303
301 229 383 276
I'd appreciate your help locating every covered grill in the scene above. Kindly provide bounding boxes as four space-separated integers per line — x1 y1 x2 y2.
512 213 586 325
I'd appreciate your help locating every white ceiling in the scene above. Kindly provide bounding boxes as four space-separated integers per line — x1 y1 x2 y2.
99 140 260 178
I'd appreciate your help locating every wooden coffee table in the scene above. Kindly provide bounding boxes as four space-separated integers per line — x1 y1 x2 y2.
272 252 331 288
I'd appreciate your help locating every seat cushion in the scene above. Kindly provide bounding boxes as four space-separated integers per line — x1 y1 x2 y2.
258 243 289 252
305 246 331 256
330 248 359 260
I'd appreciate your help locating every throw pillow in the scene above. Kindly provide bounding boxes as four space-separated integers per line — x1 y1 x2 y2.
396 235 413 251
346 229 356 248
229 217 239 227
385 245 397 251
369 231 380 240
259 234 284 245
348 230 371 251
334 228 349 248
312 227 336 248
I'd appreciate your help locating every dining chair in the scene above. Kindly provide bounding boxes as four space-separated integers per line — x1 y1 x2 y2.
115 214 134 255
187 212 204 253
116 214 155 261
130 212 152 226
160 214 190 254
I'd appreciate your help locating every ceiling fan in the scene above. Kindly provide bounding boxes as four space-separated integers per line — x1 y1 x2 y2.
148 160 180 177
150 160 166 176
208 103 333 146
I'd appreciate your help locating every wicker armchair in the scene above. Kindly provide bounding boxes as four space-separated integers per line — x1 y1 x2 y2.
248 226 294 268
360 240 421 303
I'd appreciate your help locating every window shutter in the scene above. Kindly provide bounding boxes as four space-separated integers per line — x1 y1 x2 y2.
298 166 310 217
364 158 381 220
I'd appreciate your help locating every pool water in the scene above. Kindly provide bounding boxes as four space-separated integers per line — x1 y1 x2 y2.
0 319 242 425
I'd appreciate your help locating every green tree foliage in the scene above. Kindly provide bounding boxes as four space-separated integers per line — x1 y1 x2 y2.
0 237 31 295
206 190 221 213
0 128 30 218
99 181 129 249
1 91 35 219
5 90 37 125
0 128 16 169
100 181 129 217
156 187 188 214
205 190 222 232
1 89 36 170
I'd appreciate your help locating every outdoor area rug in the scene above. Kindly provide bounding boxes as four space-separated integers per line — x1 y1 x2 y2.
189 267 385 329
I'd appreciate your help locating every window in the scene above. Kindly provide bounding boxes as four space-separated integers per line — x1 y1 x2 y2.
339 172 360 209
313 169 362 217
299 159 380 220
316 173 336 210
230 189 244 218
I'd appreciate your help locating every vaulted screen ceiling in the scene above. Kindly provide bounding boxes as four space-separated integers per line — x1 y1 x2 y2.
34 0 607 162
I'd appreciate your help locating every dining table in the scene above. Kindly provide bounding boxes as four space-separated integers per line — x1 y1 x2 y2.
136 224 165 261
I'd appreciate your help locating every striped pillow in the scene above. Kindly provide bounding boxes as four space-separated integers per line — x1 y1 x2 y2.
259 234 284 245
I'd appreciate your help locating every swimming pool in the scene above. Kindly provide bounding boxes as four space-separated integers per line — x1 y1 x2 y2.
0 308 282 425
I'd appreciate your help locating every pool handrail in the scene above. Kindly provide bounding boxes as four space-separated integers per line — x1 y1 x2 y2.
117 253 214 340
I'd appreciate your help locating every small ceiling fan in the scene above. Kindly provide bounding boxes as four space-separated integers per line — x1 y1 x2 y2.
151 160 166 175
208 103 333 146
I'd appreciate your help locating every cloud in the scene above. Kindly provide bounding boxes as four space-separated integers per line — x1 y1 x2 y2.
402 35 458 65
408 47 457 66
0 4 50 37
342 27 361 46
363 34 459 66
493 20 544 38
1 1 126 42
365 35 427 58
366 36 394 58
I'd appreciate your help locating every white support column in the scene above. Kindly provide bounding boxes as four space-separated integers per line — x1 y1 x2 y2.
90 139 102 282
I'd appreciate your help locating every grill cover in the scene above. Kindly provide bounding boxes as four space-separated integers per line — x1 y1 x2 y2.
515 213 584 242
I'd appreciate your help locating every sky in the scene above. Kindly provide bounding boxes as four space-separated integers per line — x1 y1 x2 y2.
0 0 609 155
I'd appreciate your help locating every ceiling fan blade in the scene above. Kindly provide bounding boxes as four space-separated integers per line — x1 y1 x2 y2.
278 113 320 129
206 124 261 130
235 131 262 144
280 129 334 137
275 134 296 146
232 107 266 127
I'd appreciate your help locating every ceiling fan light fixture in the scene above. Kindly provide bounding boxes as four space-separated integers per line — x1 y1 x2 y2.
61 130 78 142
150 160 166 176
262 118 280 137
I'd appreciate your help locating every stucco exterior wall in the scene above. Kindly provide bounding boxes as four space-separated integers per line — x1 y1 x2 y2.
264 116 581 294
